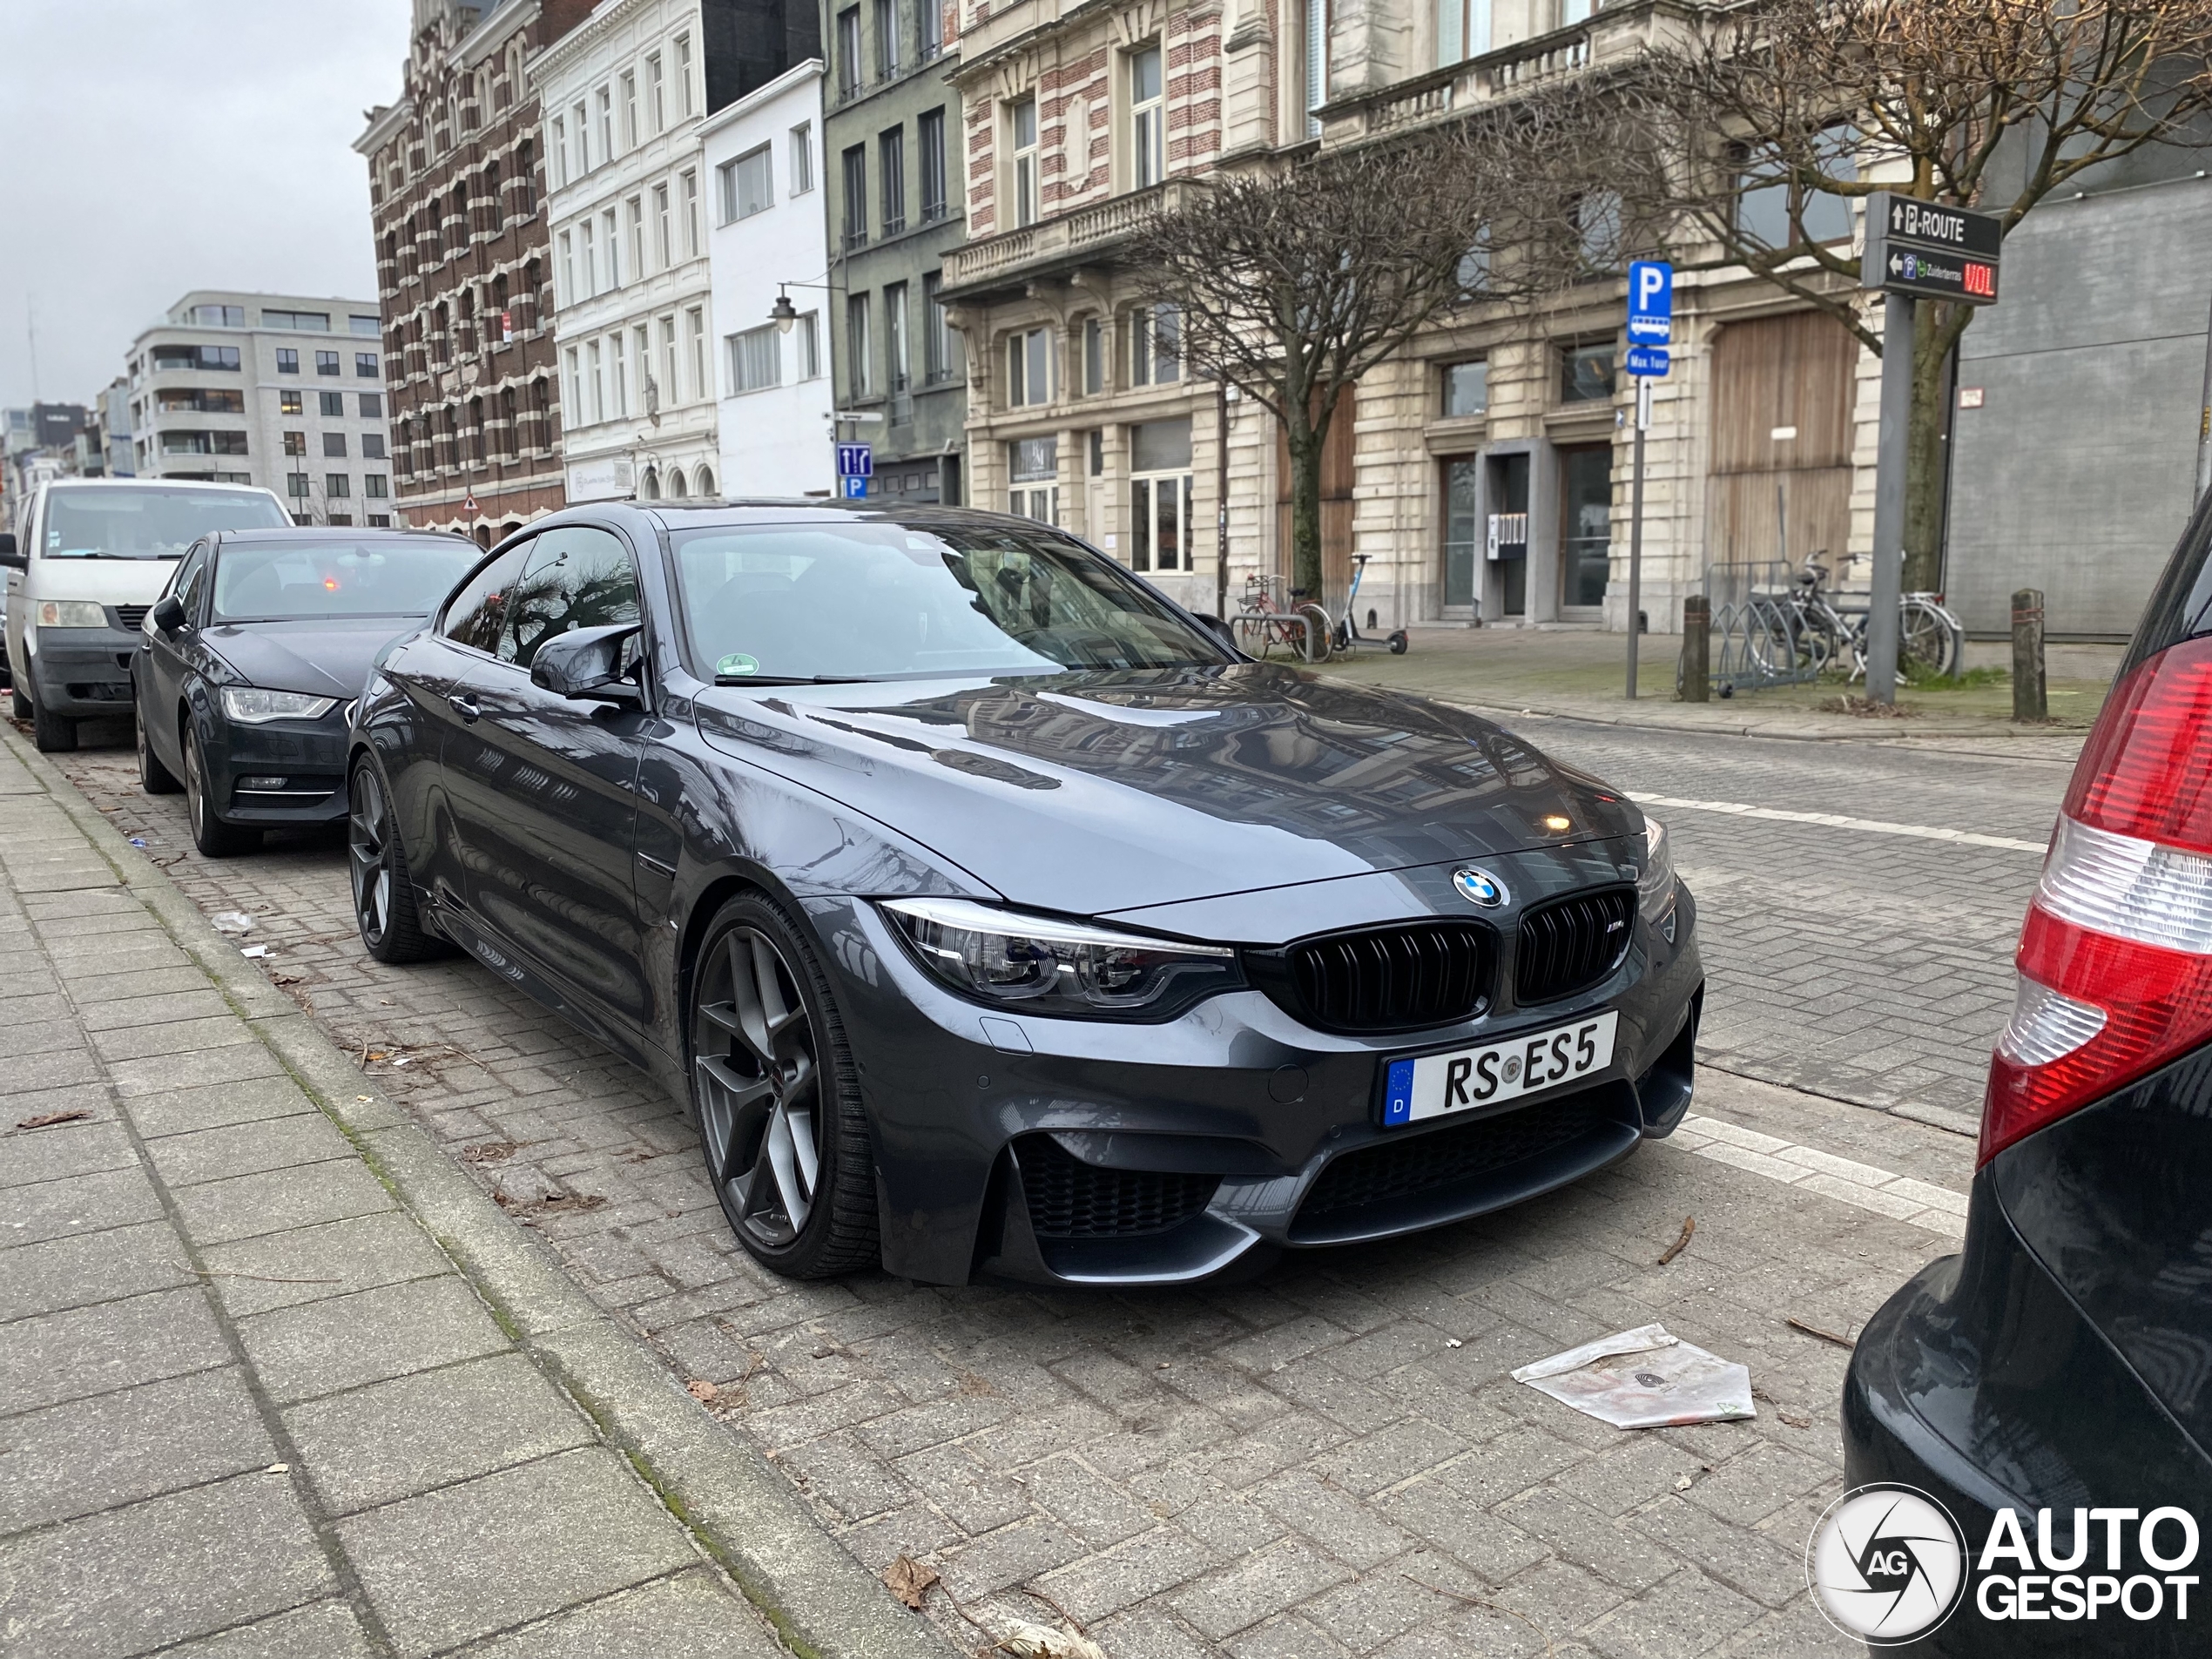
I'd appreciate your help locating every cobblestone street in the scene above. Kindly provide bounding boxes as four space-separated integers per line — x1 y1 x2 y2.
37 713 2066 1658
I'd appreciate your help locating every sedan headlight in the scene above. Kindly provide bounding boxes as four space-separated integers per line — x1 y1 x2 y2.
35 600 105 629
882 896 1241 1021
1639 815 1677 933
221 686 338 724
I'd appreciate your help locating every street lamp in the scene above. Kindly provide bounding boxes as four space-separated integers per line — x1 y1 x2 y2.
769 287 799 334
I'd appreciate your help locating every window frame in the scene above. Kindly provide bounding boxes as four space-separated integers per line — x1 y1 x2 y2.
1128 44 1165 190
1008 98 1039 228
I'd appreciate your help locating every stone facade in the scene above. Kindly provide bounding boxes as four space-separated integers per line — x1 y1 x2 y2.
358 0 587 545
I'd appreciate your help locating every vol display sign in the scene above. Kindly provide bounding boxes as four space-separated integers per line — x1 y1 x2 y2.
1865 192 2002 306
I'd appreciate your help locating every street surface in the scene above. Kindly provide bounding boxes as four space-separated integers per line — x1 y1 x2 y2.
37 713 2074 1657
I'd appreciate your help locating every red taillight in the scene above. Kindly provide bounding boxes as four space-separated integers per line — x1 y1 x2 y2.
1981 637 2212 1165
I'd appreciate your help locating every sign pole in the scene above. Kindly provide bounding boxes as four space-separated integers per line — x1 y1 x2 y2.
1626 377 1649 699
1865 291 1915 705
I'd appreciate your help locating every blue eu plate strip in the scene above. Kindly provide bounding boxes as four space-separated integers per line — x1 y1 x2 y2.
1383 1058 1415 1126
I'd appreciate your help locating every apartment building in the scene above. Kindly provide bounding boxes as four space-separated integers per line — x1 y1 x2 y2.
536 0 820 504
703 60 836 495
123 293 397 526
357 0 590 545
822 0 967 502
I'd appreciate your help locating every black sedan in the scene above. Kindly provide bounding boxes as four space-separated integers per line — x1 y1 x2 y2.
1841 494 2212 1653
347 502 1703 1286
136 529 483 855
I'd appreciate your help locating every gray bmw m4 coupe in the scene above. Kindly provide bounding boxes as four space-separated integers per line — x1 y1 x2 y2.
347 502 1703 1287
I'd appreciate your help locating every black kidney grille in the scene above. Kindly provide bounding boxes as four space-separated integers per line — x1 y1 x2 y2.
1280 921 1496 1033
1299 1094 1610 1224
1514 887 1635 1004
1015 1136 1220 1238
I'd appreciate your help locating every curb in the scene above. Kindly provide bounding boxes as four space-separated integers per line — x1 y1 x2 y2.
1426 691 2092 747
6 725 959 1659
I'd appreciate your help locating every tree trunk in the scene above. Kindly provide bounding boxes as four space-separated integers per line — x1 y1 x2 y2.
1902 304 1962 595
1286 418 1325 600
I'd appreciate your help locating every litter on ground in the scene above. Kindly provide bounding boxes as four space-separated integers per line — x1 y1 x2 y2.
1512 1323 1755 1429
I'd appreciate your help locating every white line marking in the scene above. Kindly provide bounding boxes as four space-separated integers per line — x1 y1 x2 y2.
1630 792 2050 855
1669 1113 1968 1238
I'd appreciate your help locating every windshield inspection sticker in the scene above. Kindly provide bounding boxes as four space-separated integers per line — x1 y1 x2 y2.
716 653 759 678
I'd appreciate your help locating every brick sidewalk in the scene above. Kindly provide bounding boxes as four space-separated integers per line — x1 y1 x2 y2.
0 727 938 1658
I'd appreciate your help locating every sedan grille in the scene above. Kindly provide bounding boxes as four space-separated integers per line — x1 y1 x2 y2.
113 605 150 631
1014 1136 1219 1238
1251 921 1496 1034
1514 887 1635 1005
1298 1094 1611 1225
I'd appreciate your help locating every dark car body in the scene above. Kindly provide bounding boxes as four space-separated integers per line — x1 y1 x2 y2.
350 502 1704 1287
1844 493 2212 1654
136 529 478 835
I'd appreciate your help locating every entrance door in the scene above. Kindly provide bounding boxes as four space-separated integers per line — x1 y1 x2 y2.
1560 444 1612 614
1706 311 1856 577
1488 451 1529 617
1442 458 1479 612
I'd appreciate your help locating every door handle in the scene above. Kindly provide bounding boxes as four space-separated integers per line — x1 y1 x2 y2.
448 693 481 723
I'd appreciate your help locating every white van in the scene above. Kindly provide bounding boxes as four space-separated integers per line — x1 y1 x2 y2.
0 478 290 752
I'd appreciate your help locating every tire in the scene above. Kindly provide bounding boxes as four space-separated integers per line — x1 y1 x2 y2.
31 699 76 753
1293 602 1332 664
138 711 179 793
10 686 29 720
690 893 879 1278
183 729 259 857
1388 631 1409 655
1899 600 1959 678
347 757 446 962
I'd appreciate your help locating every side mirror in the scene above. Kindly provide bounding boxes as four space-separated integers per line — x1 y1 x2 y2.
1190 611 1242 656
0 534 23 570
529 622 644 705
152 595 188 634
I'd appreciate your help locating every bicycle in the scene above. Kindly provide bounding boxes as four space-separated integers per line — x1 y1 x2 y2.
1787 553 1963 681
1231 574 1318 660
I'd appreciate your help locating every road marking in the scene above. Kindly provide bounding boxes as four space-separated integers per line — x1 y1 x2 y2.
1669 1113 1968 1238
1630 792 2049 855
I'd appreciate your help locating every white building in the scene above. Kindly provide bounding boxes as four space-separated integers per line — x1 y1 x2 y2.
123 293 396 525
534 0 725 504
702 60 834 496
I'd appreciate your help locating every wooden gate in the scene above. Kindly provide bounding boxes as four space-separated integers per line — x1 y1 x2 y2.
1705 312 1857 576
1277 387 1356 604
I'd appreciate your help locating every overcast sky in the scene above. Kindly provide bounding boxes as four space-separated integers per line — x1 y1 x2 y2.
0 1 414 412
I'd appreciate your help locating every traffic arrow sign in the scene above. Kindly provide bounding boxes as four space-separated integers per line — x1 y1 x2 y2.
1865 192 2002 305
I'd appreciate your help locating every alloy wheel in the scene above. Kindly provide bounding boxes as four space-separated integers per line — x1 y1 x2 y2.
694 927 825 1250
185 740 207 837
347 765 394 946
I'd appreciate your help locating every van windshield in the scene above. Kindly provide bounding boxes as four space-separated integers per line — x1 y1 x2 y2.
44 488 288 560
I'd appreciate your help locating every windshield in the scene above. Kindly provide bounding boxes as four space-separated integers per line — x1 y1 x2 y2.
212 538 482 622
44 487 287 560
670 520 1229 682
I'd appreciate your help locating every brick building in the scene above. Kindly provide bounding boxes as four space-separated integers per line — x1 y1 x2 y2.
356 0 595 544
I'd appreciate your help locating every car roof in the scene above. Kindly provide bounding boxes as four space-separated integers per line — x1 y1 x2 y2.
631 499 1071 531
45 477 277 494
210 527 469 543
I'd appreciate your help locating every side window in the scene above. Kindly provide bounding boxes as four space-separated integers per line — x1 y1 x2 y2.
168 544 210 623
442 543 532 655
497 526 639 671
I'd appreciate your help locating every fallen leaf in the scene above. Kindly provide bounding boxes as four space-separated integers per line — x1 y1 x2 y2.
17 1110 91 1130
686 1379 718 1403
462 1142 520 1164
995 1621 1105 1659
882 1553 939 1610
1658 1214 1696 1266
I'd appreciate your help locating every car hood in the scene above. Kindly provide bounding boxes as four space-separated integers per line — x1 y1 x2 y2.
693 663 1642 916
206 617 427 701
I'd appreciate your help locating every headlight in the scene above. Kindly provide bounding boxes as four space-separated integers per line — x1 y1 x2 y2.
34 600 105 629
221 686 338 724
1639 816 1676 930
882 896 1241 1021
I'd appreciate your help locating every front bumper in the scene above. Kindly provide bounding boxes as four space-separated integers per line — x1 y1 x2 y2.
1843 1170 2212 1656
195 705 352 827
26 625 140 717
808 879 1703 1287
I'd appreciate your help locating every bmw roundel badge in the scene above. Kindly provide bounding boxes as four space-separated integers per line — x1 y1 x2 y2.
1453 867 1508 907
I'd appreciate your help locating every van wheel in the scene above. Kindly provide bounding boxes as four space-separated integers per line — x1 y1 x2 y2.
32 701 77 753
138 717 179 793
10 687 29 720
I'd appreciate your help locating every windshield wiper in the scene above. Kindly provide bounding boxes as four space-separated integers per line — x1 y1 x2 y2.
714 673 874 686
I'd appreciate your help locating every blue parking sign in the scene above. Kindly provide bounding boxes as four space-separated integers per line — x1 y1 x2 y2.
843 474 868 499
1625 345 1670 378
836 442 873 478
1627 260 1672 346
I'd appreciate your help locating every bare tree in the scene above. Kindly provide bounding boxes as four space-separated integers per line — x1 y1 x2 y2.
1633 0 2212 588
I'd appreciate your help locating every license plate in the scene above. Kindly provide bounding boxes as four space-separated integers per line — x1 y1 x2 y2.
1381 1010 1618 1128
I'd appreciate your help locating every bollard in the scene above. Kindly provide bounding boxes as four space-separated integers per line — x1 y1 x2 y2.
2011 587 2047 723
1680 595 1710 702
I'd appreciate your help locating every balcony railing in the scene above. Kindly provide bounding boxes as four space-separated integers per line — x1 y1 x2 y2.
1338 23 1596 139
946 179 1189 292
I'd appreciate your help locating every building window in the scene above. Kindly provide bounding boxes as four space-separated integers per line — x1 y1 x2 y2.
1009 98 1039 227
644 52 664 132
676 33 695 117
620 70 638 148
351 314 380 338
1560 341 1615 403
921 0 942 58
880 126 906 235
359 392 382 417
604 207 621 286
287 472 310 498
1008 435 1057 523
1007 327 1050 407
796 311 821 379
192 303 246 327
626 195 646 279
276 347 299 374
836 7 861 97
1442 359 1487 417
923 273 951 382
355 352 379 378
1130 304 1181 385
660 315 679 408
885 281 909 388
559 229 575 302
653 183 671 267
790 123 814 193
582 217 599 293
362 434 386 459
1082 317 1104 395
686 307 706 401
320 391 346 417
1130 44 1165 189
565 345 582 416
261 309 328 331
846 293 873 397
841 145 868 249
315 350 341 375
918 108 947 221
873 0 899 78
282 431 306 457
681 169 700 256
571 99 589 173
323 432 347 458
365 474 389 498
280 389 302 415
326 473 351 498
610 332 629 416
1305 0 1327 137
1437 0 1492 65
597 84 614 161
550 116 569 185
1130 418 1193 572
723 145 773 222
732 324 781 393
589 339 605 422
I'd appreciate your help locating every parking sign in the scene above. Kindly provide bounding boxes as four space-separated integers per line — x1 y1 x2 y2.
843 475 868 499
836 442 873 479
1627 260 1672 346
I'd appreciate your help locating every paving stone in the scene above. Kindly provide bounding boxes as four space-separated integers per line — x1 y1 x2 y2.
237 1273 508 1404
1582 1566 1766 1659
144 1111 355 1188
0 1118 137 1188
452 1569 786 1657
161 1599 377 1659
128 1074 322 1138
198 1210 457 1318
0 1285 232 1414
172 1156 396 1248
0 1217 198 1320
1171 1539 1359 1641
